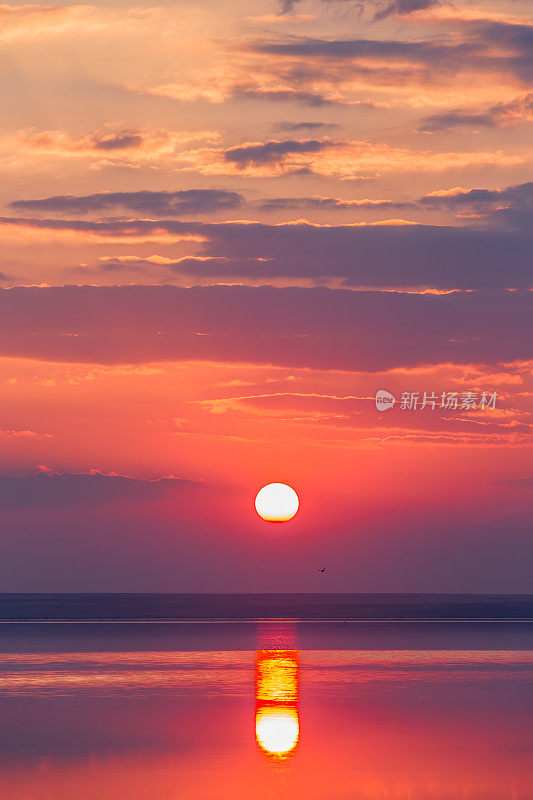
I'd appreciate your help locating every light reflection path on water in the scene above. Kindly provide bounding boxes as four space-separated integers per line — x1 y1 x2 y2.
0 626 532 798
255 650 299 759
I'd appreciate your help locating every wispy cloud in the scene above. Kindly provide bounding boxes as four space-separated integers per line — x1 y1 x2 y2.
180 137 523 178
278 0 439 18
0 4 139 44
223 137 332 168
418 93 533 131
0 468 199 509
11 189 244 216
373 0 439 21
258 195 412 211
0 429 52 439
274 120 339 132
12 127 220 164
488 476 533 488
420 182 533 229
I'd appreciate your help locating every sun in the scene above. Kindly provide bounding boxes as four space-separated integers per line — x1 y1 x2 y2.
255 483 299 522
255 708 299 756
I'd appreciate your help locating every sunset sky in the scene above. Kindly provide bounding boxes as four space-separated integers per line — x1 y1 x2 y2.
0 0 532 592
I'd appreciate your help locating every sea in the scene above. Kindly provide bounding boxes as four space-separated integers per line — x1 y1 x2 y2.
0 594 532 799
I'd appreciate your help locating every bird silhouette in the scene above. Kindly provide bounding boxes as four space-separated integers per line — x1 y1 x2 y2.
318 568 326 573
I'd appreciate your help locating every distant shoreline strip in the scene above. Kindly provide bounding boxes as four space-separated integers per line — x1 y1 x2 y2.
0 617 532 624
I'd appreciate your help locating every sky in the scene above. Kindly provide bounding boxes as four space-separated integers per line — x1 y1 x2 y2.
0 0 532 592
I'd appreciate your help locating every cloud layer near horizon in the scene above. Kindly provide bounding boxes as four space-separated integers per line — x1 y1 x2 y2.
0 285 530 371
0 469 199 509
1 211 531 289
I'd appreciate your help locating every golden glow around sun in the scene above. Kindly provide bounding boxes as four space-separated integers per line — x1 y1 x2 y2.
254 483 299 522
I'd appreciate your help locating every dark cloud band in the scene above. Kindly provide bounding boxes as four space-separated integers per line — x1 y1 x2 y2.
11 189 244 216
0 285 530 371
0 470 198 509
1 212 531 289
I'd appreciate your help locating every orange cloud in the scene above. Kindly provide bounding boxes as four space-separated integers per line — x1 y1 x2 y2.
0 3 157 44
12 127 221 164
0 217 206 245
0 428 52 438
178 137 525 178
128 17 533 116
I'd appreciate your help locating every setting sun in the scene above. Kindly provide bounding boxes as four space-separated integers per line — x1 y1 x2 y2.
255 483 299 522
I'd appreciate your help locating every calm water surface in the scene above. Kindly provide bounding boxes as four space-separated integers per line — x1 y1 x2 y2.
0 622 532 799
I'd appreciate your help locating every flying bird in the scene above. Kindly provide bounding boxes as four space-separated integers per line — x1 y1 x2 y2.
318 568 326 573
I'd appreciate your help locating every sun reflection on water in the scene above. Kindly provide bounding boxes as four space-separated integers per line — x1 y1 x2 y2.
255 649 299 759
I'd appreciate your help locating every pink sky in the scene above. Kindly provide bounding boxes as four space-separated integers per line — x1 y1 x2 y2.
0 0 531 591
